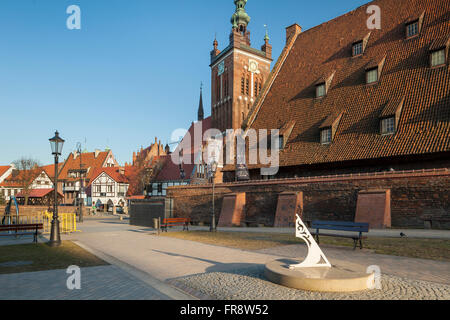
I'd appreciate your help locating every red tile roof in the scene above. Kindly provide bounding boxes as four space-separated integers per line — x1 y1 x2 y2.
59 151 113 182
15 189 63 198
154 117 212 182
0 166 11 179
243 0 450 170
88 167 129 185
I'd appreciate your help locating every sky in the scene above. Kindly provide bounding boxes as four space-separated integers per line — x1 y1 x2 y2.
0 0 369 166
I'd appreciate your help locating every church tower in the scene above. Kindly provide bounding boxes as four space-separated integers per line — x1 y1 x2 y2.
210 0 272 133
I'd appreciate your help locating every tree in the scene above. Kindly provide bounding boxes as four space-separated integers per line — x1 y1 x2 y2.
11 158 41 206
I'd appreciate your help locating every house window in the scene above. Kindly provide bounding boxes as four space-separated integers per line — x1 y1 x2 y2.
366 68 378 84
406 21 419 38
241 77 245 94
316 83 326 98
320 128 332 144
245 79 249 95
352 41 363 56
381 117 395 135
431 49 446 67
278 135 284 149
254 81 258 97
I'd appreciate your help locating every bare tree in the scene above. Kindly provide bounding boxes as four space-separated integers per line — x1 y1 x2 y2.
11 158 41 205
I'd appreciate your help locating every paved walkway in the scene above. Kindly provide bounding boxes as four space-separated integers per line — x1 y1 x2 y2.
1 216 449 300
0 265 173 300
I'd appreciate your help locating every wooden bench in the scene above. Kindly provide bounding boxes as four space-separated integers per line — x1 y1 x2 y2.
311 220 369 250
0 224 44 243
161 218 190 232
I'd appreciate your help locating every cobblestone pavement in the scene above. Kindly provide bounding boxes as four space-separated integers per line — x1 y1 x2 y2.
0 265 171 300
169 265 450 300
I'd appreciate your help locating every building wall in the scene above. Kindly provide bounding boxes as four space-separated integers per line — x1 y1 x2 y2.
166 169 450 229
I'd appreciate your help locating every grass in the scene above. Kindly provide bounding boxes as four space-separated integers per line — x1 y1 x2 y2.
0 241 108 274
160 231 450 261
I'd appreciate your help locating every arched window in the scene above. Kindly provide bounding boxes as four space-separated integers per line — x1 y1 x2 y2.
241 77 245 95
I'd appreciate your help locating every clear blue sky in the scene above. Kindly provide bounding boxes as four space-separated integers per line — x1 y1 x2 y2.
0 0 368 166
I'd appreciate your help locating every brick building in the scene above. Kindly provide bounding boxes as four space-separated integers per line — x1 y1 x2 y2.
163 0 449 229
210 0 272 133
223 0 450 180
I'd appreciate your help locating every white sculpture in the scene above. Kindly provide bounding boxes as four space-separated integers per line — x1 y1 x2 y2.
289 214 332 269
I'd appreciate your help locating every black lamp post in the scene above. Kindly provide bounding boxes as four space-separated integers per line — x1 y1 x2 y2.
209 161 218 232
48 131 64 247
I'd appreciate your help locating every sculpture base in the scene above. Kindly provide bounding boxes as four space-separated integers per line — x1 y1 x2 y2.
265 259 374 292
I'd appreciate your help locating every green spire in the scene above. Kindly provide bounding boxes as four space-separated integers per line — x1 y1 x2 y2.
231 0 251 31
264 24 270 41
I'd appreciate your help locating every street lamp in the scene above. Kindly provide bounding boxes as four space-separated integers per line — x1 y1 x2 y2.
49 131 64 247
209 161 218 232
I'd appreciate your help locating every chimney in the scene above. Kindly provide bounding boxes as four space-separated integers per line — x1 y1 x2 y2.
286 23 302 44
119 167 125 175
73 151 78 160
95 149 100 158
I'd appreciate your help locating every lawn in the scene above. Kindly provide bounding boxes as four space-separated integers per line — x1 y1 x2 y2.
160 231 450 261
0 241 108 274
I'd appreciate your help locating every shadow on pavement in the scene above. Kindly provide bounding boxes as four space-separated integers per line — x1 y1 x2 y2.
152 249 265 278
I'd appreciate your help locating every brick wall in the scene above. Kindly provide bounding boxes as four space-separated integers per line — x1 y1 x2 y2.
167 169 450 229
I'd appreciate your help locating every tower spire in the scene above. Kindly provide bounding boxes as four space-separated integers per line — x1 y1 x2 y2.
198 83 204 121
231 0 251 34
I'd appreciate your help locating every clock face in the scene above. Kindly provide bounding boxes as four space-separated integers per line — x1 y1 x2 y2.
248 60 258 73
218 61 225 76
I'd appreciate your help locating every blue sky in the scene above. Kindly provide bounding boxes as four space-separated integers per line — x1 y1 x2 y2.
0 0 368 166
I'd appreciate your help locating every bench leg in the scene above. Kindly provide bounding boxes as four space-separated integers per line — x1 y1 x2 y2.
353 239 357 250
359 238 363 250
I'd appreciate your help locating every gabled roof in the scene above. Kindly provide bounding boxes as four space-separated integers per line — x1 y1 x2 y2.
59 150 113 182
88 167 129 186
16 189 63 198
0 166 12 180
243 0 450 169
154 116 212 182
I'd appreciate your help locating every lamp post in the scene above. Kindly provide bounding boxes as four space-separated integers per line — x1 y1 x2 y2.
209 161 218 232
49 131 64 247
76 143 86 223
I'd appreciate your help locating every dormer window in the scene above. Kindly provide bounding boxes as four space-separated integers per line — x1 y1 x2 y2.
379 96 404 136
316 83 326 98
314 71 335 98
351 32 371 57
431 49 446 67
429 36 449 68
352 41 363 56
381 117 395 135
405 12 425 39
320 128 332 144
319 112 343 145
366 68 378 84
406 20 419 38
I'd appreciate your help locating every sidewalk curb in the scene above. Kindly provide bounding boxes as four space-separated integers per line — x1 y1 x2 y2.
73 241 198 300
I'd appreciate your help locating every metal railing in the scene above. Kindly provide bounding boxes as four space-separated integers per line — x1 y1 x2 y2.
0 211 80 235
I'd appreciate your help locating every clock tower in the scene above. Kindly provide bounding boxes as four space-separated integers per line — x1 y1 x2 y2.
210 0 272 133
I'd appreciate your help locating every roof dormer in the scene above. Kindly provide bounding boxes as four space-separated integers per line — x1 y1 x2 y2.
379 96 405 135
405 11 425 39
315 71 335 98
429 35 449 68
352 32 371 57
319 112 343 144
365 55 386 84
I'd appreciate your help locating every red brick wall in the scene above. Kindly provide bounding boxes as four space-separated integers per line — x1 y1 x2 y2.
167 169 450 229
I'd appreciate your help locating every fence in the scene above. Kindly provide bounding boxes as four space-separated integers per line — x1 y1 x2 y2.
0 211 80 234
